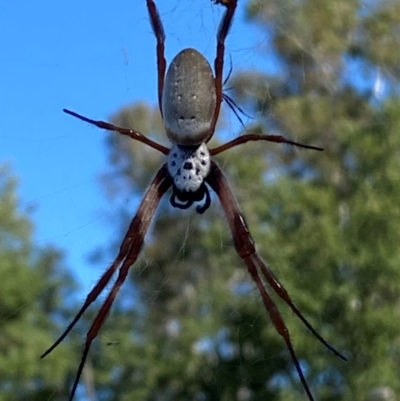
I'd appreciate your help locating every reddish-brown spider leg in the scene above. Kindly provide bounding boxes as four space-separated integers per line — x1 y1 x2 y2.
209 0 238 140
41 164 172 401
210 131 324 156
147 0 166 117
63 109 169 155
213 0 235 5
206 161 346 401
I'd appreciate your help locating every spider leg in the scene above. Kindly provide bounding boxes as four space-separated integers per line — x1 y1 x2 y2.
147 0 166 116
222 93 250 128
63 109 169 155
223 53 233 86
42 165 172 401
255 259 347 361
206 161 345 401
209 0 237 140
210 132 323 156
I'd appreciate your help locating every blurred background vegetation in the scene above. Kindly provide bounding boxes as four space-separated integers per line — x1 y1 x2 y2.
1 0 400 400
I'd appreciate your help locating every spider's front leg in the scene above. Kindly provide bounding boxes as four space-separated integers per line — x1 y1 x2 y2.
206 161 346 401
41 165 172 401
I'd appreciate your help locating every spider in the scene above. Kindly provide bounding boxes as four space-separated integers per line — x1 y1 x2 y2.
42 1 346 400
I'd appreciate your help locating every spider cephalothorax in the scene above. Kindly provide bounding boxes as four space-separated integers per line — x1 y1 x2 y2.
167 143 211 213
43 1 346 401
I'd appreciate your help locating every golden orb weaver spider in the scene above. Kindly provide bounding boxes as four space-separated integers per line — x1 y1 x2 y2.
41 1 346 400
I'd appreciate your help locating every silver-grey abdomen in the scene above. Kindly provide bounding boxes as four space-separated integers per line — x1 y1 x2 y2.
162 48 217 146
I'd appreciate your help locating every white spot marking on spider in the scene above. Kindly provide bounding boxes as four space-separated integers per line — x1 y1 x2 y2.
167 143 210 193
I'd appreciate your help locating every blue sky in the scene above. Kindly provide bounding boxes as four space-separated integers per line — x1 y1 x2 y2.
0 0 266 294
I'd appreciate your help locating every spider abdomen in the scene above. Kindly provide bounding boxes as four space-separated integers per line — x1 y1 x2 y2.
162 48 217 146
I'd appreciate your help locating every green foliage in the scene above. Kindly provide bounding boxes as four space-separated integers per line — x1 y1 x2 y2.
0 165 78 401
